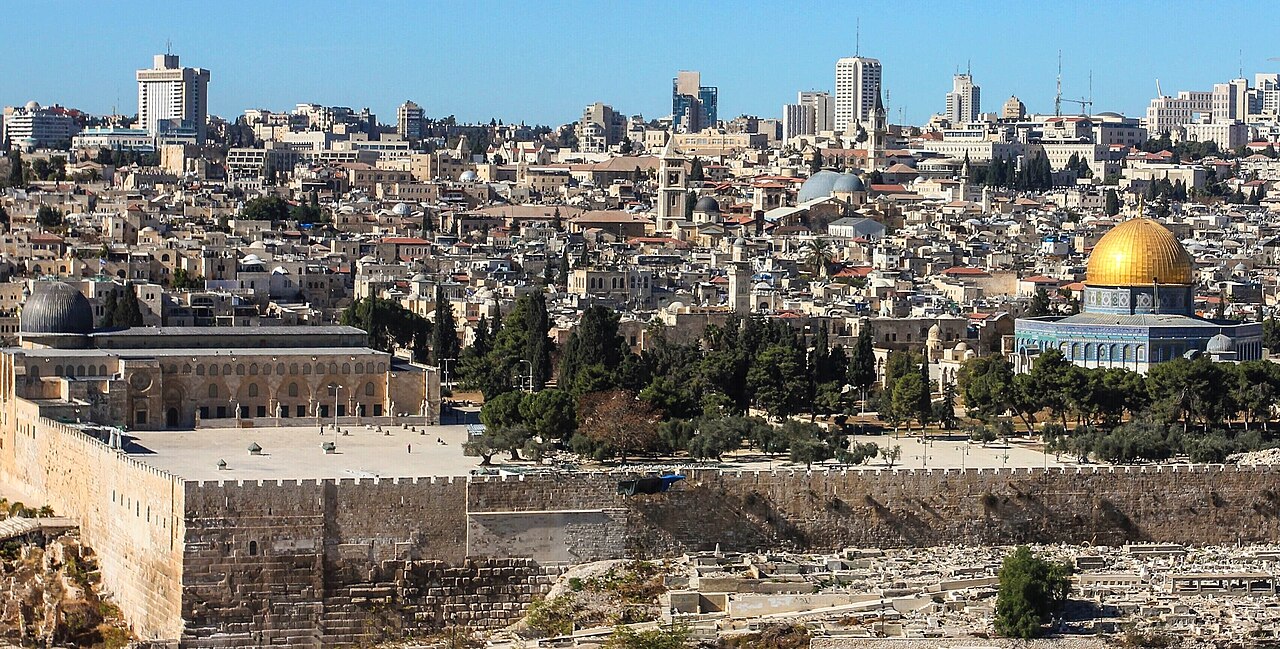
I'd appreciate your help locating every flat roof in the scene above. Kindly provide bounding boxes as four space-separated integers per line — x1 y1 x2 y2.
92 325 365 337
123 423 481 481
12 346 390 359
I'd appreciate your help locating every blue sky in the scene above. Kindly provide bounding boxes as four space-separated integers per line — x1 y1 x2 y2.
3 0 1276 127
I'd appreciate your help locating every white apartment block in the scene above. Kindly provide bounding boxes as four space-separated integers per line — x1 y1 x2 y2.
1183 119 1249 151
136 54 210 143
799 91 834 132
835 57 881 133
1145 90 1211 137
783 103 816 140
1212 79 1249 122
2 102 78 149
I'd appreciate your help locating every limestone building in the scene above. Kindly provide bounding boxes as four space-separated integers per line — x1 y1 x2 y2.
8 281 437 430
1013 218 1262 372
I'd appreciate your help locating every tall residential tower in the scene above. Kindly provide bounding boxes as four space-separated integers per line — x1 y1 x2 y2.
945 73 981 124
835 56 881 133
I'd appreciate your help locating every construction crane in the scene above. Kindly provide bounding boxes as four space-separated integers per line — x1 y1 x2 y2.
1061 98 1093 116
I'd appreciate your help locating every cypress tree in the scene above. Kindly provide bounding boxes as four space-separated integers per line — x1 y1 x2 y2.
431 285 460 366
525 291 552 390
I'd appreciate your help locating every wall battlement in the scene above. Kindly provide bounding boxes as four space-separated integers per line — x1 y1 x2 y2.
12 413 1280 648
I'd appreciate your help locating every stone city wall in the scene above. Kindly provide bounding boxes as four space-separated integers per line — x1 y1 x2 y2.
0 403 185 640
172 464 1280 646
180 477 563 647
466 465 1280 554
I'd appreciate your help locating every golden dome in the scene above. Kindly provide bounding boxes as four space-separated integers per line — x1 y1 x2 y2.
1086 218 1193 286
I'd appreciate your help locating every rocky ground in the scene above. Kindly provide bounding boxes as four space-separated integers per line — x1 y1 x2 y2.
0 530 132 648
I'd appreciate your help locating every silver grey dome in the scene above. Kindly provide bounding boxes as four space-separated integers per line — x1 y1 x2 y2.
1206 333 1233 353
832 173 865 193
797 170 840 203
20 282 94 335
693 196 720 213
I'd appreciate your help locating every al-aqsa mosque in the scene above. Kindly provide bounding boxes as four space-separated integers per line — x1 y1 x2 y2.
1014 218 1262 373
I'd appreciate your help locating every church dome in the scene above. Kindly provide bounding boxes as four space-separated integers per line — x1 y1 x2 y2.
693 196 720 213
1085 218 1193 287
797 170 840 202
20 282 94 335
832 173 865 193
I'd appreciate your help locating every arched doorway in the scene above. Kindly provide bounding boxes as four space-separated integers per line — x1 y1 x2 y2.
166 407 180 428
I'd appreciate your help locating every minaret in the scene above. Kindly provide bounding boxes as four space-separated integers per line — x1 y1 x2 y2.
656 134 688 233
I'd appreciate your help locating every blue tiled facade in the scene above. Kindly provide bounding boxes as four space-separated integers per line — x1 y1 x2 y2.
1014 283 1263 373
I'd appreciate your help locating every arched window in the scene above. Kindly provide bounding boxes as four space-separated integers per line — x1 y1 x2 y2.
209 364 218 376
236 364 245 376
223 364 232 376
289 363 298 375
365 382 375 396
249 364 258 375
288 383 299 398
302 364 311 375
77 365 85 376
248 384 259 398
276 363 285 375
54 365 63 376
355 362 364 374
342 363 350 374
197 365 205 375
209 384 219 399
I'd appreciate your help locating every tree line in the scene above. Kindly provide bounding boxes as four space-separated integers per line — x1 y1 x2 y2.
458 303 896 466
959 349 1280 464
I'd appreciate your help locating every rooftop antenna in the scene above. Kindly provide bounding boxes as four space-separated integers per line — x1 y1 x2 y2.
855 18 860 57
967 59 971 77
1054 50 1062 117
1088 70 1093 118
166 39 172 55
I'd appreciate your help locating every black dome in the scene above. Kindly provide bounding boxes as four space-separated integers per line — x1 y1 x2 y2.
693 196 721 213
20 282 94 335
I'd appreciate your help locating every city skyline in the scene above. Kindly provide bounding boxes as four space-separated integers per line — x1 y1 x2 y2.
3 0 1278 127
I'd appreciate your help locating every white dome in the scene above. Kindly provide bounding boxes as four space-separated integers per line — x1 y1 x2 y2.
459 170 479 182
1207 333 1233 353
392 202 410 216
24 100 39 111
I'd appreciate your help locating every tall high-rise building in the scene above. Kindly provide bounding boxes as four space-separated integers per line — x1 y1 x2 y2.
782 103 815 140
672 71 718 133
945 73 981 124
1212 79 1249 122
798 91 834 132
835 56 881 133
397 100 425 141
136 54 211 143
